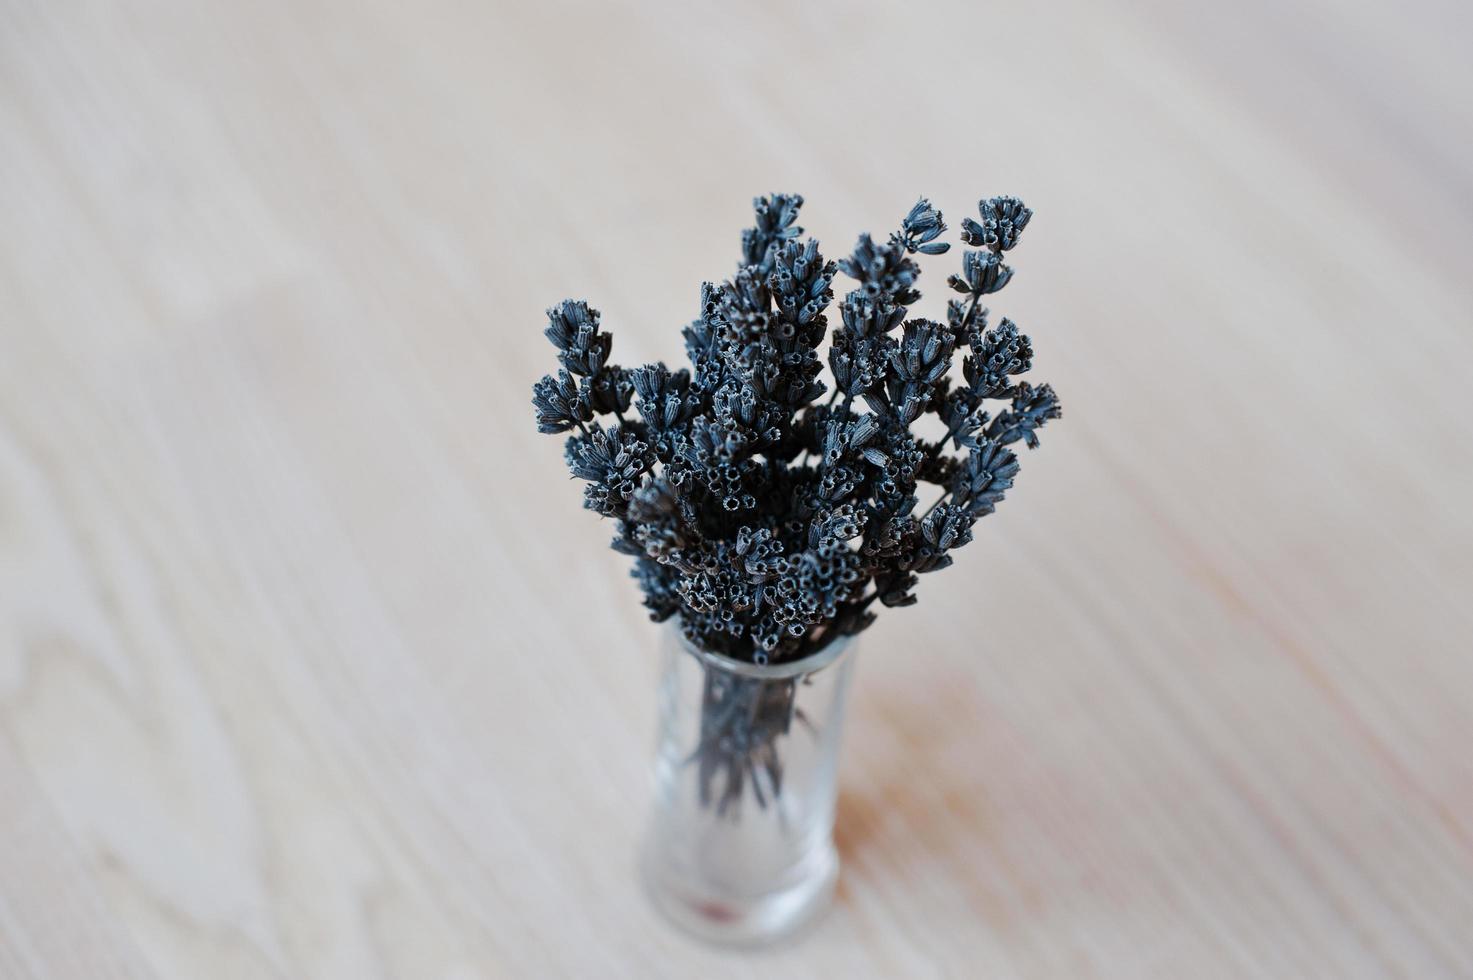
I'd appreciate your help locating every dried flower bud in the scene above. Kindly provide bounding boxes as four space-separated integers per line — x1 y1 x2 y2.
987 382 1062 449
531 370 592 433
838 234 922 308
960 196 1032 252
544 300 613 376
898 198 951 255
950 441 1020 518
890 320 956 385
584 366 634 416
741 193 805 274
948 250 1014 297
769 239 836 331
963 318 1034 398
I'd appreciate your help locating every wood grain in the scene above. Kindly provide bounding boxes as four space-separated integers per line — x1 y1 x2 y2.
2 0 1470 976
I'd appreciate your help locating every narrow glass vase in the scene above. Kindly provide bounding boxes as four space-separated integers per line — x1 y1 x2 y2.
640 622 858 947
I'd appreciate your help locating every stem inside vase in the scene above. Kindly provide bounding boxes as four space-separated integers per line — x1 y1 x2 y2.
643 622 857 946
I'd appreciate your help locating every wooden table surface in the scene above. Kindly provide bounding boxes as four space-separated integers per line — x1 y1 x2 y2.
3 0 1470 976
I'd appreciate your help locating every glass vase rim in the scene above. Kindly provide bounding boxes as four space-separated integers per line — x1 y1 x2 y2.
664 618 856 680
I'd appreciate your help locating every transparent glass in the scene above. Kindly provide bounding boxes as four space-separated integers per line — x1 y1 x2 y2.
640 622 858 946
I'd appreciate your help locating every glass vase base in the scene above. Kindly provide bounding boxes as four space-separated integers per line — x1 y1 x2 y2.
639 838 839 948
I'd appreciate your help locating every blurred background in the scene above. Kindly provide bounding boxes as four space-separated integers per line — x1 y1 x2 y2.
2 0 1470 977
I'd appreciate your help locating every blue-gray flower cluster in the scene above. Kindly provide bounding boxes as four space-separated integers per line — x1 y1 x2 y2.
533 194 1060 665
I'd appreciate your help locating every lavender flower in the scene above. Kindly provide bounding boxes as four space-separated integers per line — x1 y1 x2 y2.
533 191 1060 665
532 192 1062 814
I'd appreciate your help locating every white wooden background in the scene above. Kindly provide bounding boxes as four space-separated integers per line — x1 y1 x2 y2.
2 0 1471 976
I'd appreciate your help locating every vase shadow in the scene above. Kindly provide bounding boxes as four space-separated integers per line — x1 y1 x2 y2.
831 672 1005 870
825 673 1110 942
826 668 1452 976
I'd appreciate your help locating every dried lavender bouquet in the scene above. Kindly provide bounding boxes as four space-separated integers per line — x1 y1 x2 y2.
533 194 1059 814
